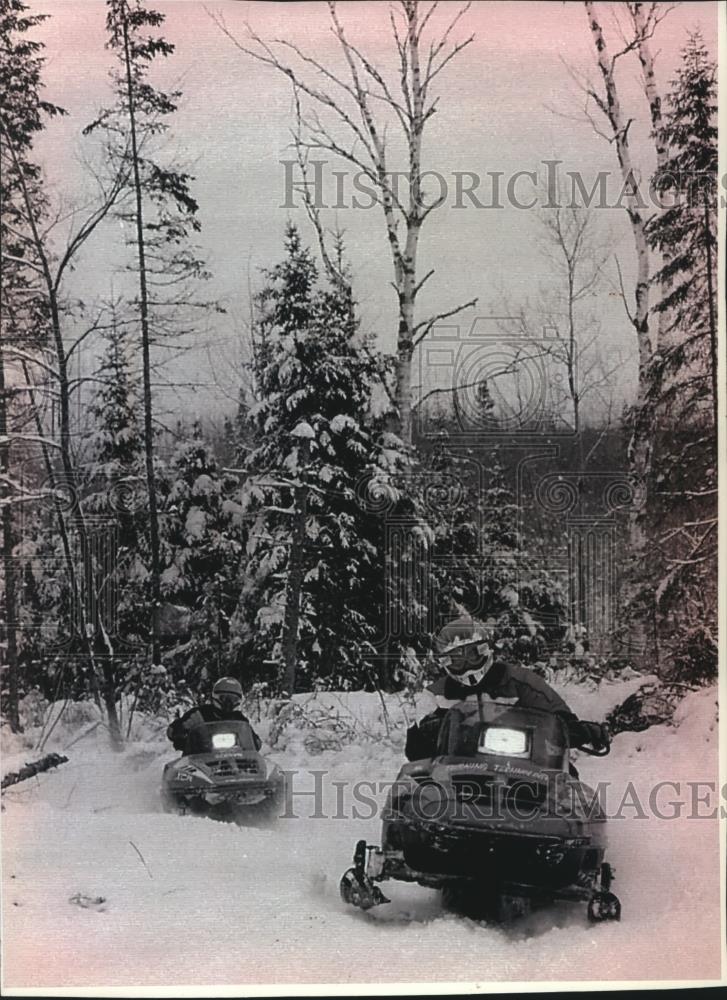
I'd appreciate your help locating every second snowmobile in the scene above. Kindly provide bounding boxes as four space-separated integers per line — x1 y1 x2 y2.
161 719 286 823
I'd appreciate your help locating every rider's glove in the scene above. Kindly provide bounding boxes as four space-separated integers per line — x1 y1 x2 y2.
573 720 610 752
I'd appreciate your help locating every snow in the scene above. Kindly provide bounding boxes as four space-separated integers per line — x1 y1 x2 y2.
191 474 216 497
368 381 392 421
1 678 721 989
330 414 358 435
291 420 315 439
184 507 207 539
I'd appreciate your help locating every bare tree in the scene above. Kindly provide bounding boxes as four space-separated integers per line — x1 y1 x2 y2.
0 118 126 745
627 3 670 171
0 350 22 730
583 3 653 485
535 202 617 451
212 0 477 445
84 1 220 670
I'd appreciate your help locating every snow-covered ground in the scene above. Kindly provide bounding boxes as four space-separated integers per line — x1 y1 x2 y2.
1 676 721 989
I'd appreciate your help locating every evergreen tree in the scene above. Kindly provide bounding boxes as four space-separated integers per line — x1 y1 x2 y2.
0 0 65 730
85 319 148 656
88 323 143 480
0 0 65 319
426 431 565 667
85 0 217 670
648 29 717 426
236 225 412 693
639 31 717 681
160 422 243 692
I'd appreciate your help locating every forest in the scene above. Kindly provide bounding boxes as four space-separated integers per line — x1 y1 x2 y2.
0 0 718 746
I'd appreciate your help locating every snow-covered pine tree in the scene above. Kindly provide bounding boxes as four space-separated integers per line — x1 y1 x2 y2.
84 319 148 658
236 224 412 693
85 0 218 670
0 0 66 729
160 421 244 692
639 31 717 681
426 425 565 668
648 29 717 424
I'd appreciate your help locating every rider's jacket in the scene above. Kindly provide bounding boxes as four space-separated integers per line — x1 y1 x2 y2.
409 660 606 761
167 703 262 752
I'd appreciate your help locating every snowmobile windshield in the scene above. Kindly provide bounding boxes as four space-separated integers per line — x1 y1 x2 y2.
183 721 258 756
478 725 530 757
437 702 568 769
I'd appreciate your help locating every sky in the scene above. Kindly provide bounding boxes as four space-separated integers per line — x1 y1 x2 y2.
27 0 719 425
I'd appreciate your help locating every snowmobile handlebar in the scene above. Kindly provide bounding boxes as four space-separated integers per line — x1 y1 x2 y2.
570 720 611 756
576 742 611 756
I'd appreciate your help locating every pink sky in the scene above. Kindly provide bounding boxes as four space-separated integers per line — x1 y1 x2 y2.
28 1 719 419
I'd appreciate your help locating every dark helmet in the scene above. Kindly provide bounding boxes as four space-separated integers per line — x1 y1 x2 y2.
212 676 243 713
433 614 494 689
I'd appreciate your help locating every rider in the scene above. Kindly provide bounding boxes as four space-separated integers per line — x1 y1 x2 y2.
405 614 608 762
167 676 262 752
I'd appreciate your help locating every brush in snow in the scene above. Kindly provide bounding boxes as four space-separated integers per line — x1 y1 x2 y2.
339 699 621 924
161 720 285 823
1 753 69 790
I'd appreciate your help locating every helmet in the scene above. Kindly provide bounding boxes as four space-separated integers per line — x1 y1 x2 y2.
433 614 494 689
212 676 243 713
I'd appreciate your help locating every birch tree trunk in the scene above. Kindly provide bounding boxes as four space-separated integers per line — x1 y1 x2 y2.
217 0 477 446
630 2 668 364
585 2 653 539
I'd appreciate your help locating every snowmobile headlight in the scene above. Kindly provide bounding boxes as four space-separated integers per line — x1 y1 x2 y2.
479 726 529 757
212 733 236 750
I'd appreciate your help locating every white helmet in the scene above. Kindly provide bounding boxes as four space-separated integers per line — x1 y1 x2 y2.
433 614 494 688
212 676 243 713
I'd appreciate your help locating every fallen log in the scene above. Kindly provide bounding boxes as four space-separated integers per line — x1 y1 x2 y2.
1 753 69 790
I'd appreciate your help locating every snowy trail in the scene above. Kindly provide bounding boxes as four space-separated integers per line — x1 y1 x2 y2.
1 683 721 988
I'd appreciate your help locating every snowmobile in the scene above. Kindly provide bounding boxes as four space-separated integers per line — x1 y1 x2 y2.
339 699 621 923
161 719 286 823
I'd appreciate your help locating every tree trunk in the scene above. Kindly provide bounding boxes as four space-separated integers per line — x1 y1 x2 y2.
121 14 162 670
1 752 69 789
632 2 668 407
704 193 718 433
398 2 424 447
50 296 122 746
2 88 123 746
585 2 653 542
632 3 667 167
281 438 310 695
0 348 21 732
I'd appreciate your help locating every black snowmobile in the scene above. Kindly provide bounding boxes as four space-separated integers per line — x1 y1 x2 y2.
161 719 285 823
340 700 621 923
